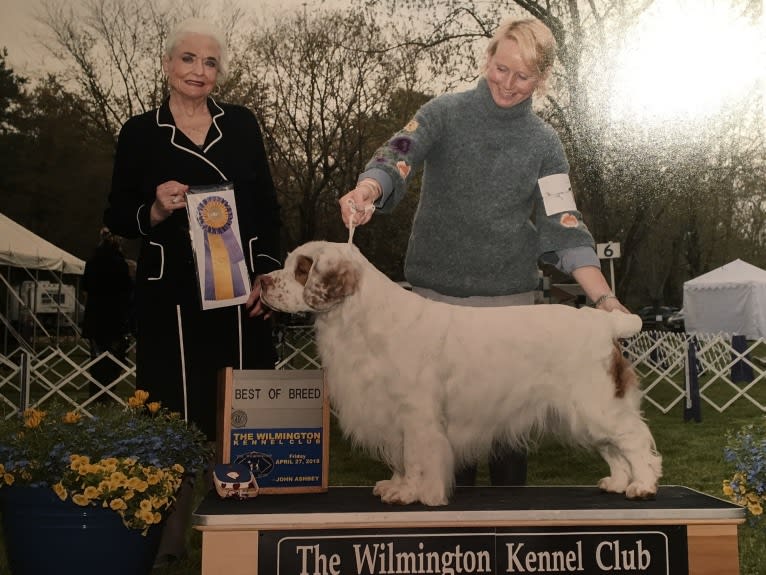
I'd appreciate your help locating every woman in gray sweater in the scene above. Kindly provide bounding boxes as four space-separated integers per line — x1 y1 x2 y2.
339 17 629 487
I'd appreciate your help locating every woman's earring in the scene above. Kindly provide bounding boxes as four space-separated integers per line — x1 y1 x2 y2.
212 83 222 97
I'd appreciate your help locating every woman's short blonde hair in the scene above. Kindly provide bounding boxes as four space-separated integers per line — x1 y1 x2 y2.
485 18 557 86
164 18 228 80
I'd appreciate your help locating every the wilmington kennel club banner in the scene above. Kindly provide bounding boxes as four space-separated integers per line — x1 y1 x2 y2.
259 526 688 575
187 183 250 310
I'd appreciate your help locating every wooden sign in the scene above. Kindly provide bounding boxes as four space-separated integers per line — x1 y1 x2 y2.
217 368 329 494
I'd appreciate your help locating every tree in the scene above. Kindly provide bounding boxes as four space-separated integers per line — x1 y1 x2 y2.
0 49 30 215
4 75 115 258
236 8 429 263
0 48 29 135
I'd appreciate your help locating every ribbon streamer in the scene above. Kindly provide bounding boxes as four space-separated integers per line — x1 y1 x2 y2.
197 196 246 301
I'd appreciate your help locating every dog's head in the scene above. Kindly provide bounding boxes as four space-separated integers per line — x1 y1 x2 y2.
260 241 361 313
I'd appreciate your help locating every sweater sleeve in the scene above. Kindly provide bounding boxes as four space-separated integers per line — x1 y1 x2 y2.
360 98 443 214
104 117 152 238
534 128 596 257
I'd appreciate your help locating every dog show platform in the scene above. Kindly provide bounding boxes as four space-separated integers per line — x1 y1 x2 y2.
192 485 744 575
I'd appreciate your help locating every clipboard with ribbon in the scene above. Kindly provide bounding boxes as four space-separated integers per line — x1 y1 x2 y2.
186 183 250 310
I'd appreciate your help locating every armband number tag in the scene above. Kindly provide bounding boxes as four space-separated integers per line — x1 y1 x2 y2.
538 173 577 216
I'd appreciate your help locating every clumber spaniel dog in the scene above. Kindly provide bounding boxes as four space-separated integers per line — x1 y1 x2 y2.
260 241 662 506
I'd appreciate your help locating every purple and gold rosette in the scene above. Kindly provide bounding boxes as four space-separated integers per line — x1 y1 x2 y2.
196 196 246 301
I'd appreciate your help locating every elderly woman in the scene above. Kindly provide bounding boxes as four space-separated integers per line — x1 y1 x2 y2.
338 17 627 487
103 18 281 563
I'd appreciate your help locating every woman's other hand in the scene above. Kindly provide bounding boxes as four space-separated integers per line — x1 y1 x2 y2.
150 180 190 226
246 275 273 319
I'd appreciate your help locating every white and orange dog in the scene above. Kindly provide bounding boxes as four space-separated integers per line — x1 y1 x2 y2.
260 241 662 506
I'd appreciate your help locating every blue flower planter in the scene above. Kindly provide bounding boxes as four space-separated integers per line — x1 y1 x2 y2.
1 487 163 575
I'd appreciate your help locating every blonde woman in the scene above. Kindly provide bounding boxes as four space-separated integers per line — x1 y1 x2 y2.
339 18 627 488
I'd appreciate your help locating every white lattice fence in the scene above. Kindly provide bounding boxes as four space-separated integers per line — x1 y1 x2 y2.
0 341 138 418
623 331 766 413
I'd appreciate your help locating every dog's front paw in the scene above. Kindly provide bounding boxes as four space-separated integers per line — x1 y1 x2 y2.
625 481 658 500
373 479 448 506
598 475 629 494
373 478 400 497
374 480 418 505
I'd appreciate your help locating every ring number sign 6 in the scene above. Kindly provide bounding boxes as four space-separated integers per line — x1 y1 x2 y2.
596 242 621 260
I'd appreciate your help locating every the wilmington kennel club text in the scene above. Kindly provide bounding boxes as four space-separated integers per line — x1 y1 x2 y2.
293 539 655 574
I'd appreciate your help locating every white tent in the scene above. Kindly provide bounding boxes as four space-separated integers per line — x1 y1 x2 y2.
683 259 766 339
0 212 85 352
0 212 85 274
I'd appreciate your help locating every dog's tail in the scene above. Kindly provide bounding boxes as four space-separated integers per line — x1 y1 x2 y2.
607 312 643 339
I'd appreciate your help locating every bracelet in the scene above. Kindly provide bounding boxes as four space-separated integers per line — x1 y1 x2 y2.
593 294 618 308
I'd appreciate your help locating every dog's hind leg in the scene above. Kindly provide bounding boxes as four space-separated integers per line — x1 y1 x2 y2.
592 414 662 500
596 443 632 494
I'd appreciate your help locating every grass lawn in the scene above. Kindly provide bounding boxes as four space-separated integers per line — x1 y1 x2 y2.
2 399 765 574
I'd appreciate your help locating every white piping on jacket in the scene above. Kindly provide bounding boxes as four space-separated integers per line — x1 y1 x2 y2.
147 242 164 280
176 305 189 423
237 307 243 369
136 204 149 236
155 98 228 181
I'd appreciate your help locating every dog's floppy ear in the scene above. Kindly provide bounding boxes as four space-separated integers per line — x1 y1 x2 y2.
303 248 359 311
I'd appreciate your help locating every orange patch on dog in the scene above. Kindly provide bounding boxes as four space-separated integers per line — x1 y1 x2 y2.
610 343 638 398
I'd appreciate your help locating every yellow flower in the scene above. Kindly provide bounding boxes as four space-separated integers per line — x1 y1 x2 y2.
748 501 763 516
72 493 90 506
69 454 90 470
109 498 127 511
53 482 68 501
128 390 150 408
722 481 734 497
23 408 45 428
4 473 15 486
147 401 161 414
62 411 82 424
172 464 185 474
127 477 149 492
109 471 128 487
136 508 155 524
83 486 100 500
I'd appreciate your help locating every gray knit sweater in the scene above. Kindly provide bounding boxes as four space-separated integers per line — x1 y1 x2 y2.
361 78 597 297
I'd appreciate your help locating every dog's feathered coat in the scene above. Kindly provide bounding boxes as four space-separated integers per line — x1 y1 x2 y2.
260 241 662 505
